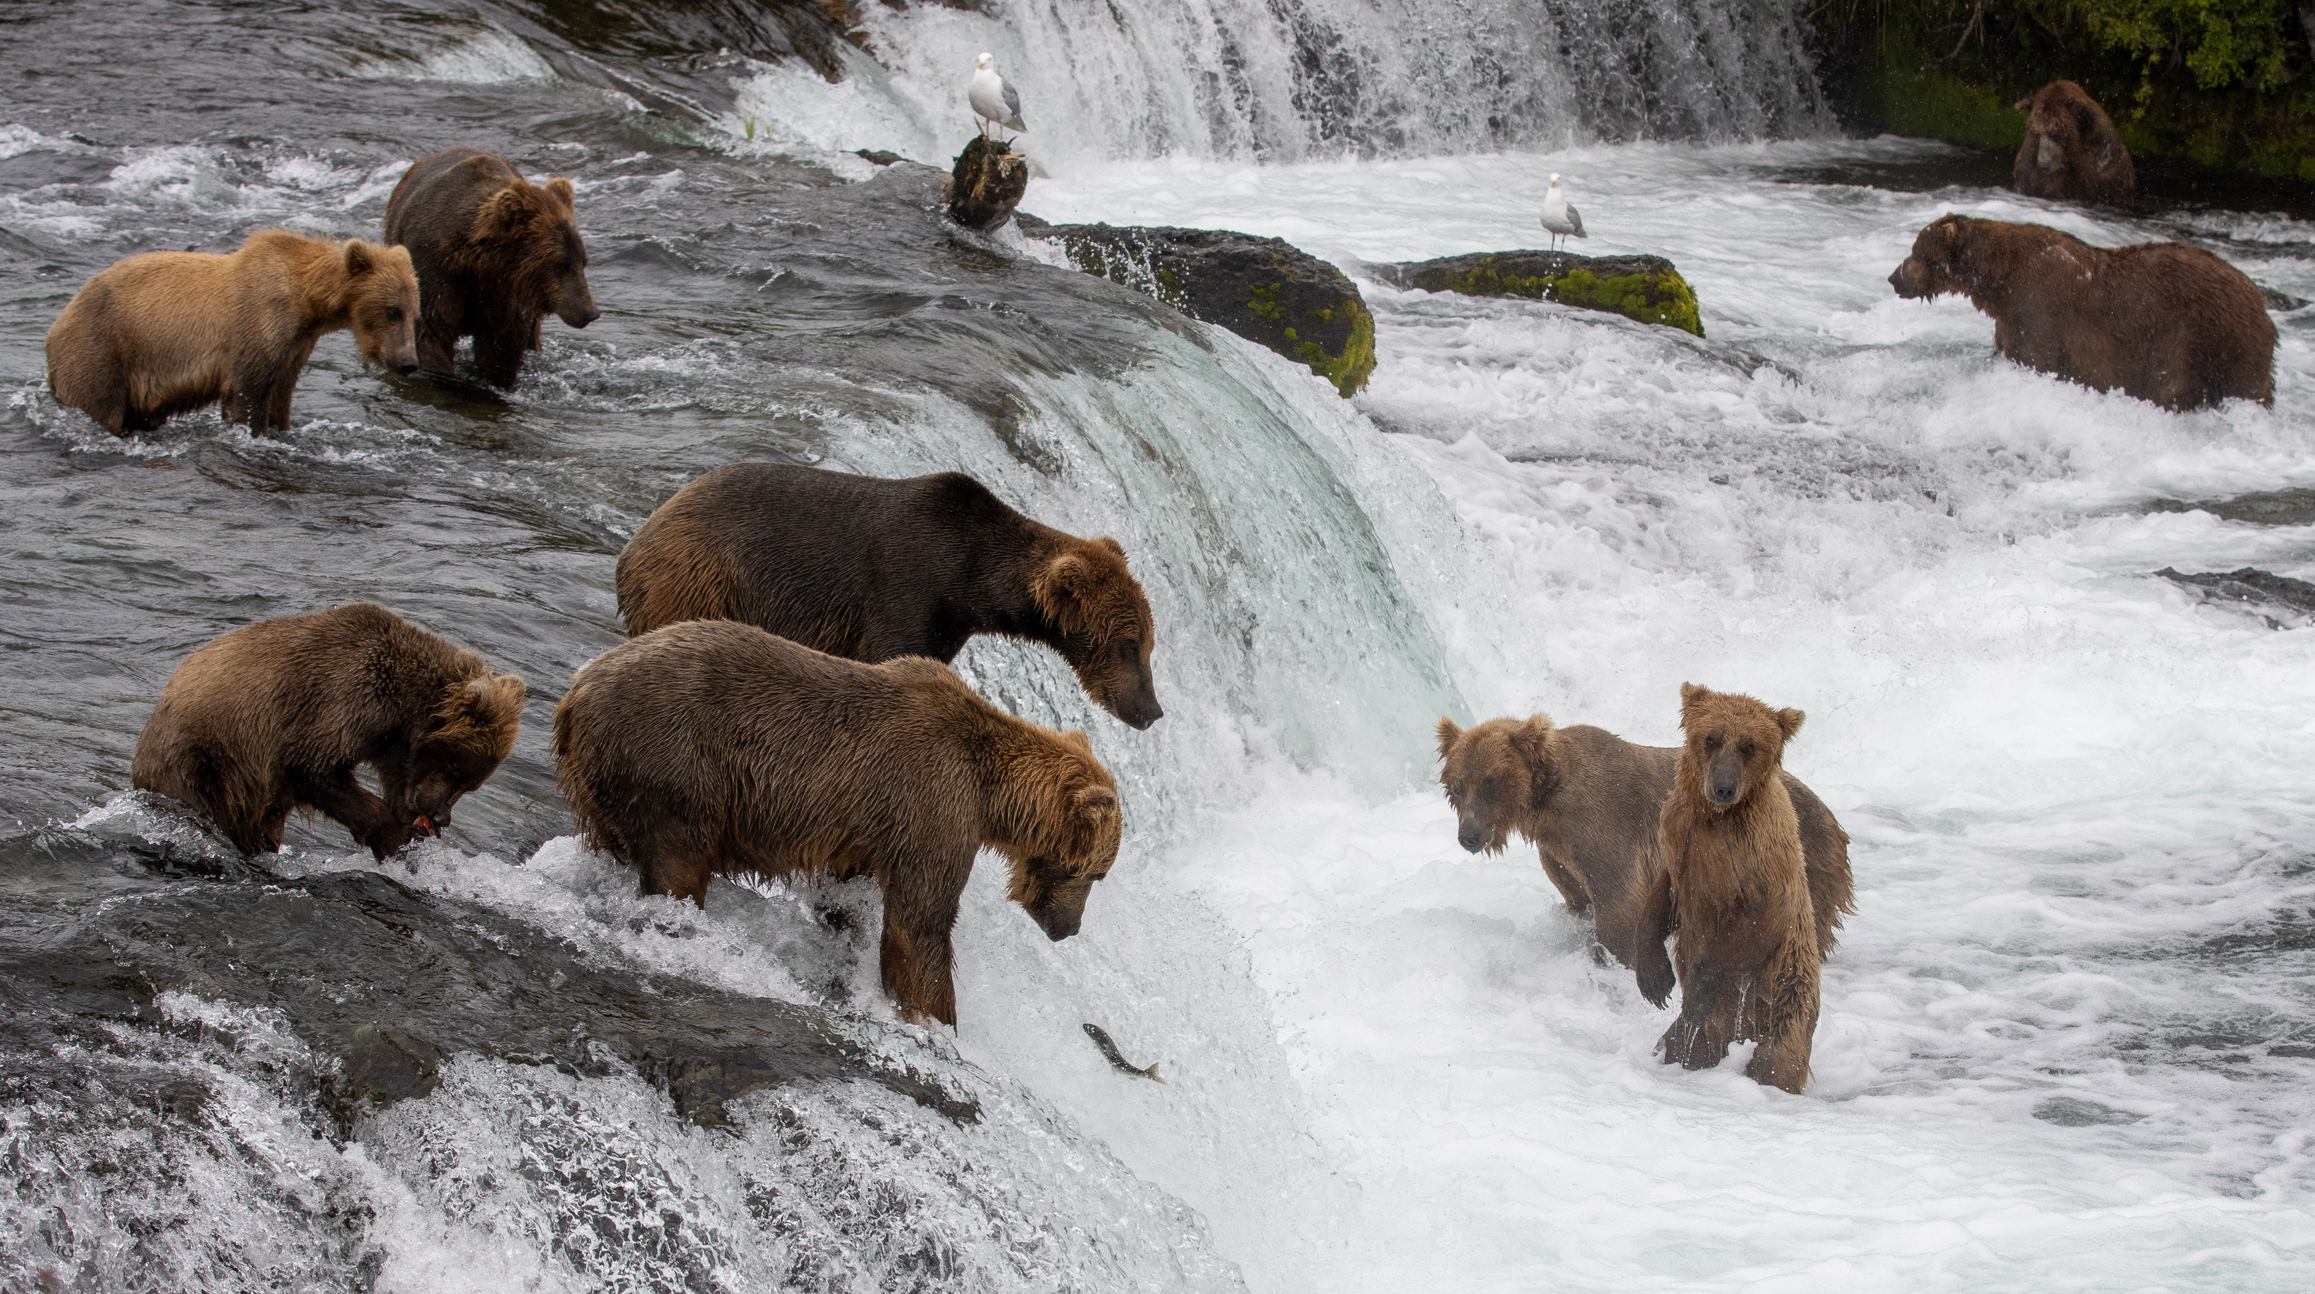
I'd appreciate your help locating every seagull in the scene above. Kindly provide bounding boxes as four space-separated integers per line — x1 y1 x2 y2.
1540 173 1587 251
969 52 1026 142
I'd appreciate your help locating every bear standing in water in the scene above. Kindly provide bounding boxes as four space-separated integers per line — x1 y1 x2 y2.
45 231 418 435
132 603 524 860
616 464 1164 729
1889 213 2274 411
1434 713 1851 1009
2013 80 2134 208
1640 685 1824 1094
384 147 599 390
554 620 1125 1027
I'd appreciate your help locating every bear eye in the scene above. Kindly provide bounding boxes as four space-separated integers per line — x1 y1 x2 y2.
1739 739 1757 759
385 307 404 323
1702 735 1722 753
1116 638 1138 663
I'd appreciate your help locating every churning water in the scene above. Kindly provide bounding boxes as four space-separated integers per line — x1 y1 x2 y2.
4 1 2314 1290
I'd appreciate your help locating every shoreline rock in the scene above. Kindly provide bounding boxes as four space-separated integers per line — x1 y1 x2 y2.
1376 250 1704 337
1018 214 1375 397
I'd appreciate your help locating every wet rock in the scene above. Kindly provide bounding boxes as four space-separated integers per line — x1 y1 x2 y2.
1376 249 1704 337
948 135 1029 231
2146 488 2315 527
1018 214 1376 397
0 829 973 1131
853 147 906 167
2262 284 2309 312
2155 566 2315 627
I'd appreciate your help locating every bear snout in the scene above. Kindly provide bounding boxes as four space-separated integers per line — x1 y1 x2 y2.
1456 819 1485 853
1707 780 1740 806
1888 261 1921 297
558 285 600 329
1122 696 1163 730
1030 902 1081 941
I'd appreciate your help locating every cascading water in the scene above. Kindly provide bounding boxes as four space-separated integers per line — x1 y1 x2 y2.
747 0 1827 163
5 0 2315 1291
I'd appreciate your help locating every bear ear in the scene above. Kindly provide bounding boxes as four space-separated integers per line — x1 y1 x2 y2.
1068 783 1122 861
1434 717 1463 760
1509 716 1553 766
544 176 575 208
1095 536 1126 558
1031 551 1096 636
477 183 540 240
2014 96 2032 113
1775 707 1805 742
342 239 376 277
1057 728 1093 754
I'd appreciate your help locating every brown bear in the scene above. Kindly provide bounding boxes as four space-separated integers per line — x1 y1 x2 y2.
2013 80 2134 207
45 231 419 435
383 147 599 390
552 619 1125 1027
1639 684 1825 1094
615 463 1164 729
131 602 525 860
1435 713 1851 1010
1889 213 2275 411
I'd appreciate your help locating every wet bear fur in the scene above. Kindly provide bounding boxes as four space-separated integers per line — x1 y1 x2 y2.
2013 80 2134 207
1435 713 1851 1009
615 463 1164 729
44 230 418 435
383 147 599 390
1889 213 2274 411
131 602 525 860
1640 684 1827 1094
553 619 1125 1027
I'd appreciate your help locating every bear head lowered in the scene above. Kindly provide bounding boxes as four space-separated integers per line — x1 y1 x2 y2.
1031 536 1162 730
394 672 526 838
1677 682 1802 810
2014 80 2134 206
994 726 1125 940
341 239 422 376
1434 714 1551 854
478 175 598 331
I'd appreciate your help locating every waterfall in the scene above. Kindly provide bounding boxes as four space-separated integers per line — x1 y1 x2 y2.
836 0 1828 162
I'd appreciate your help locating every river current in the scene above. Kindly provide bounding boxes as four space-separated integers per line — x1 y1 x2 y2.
4 1 2314 1291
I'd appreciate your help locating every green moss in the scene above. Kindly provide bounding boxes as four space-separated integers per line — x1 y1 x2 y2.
1432 260 1703 338
1292 299 1375 398
1245 283 1285 319
1873 66 2029 151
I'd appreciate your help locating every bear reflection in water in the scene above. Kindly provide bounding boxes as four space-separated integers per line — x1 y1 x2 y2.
554 619 1125 1028
1436 689 1853 1093
1890 212 2275 412
131 603 525 860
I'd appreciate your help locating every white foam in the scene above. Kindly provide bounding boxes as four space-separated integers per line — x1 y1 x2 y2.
349 26 552 85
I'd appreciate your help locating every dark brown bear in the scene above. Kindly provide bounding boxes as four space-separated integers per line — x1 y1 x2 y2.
1889 213 2275 411
382 147 599 390
553 619 1125 1027
616 464 1163 728
1640 685 1825 1094
45 231 418 435
1435 713 1851 1009
2013 80 2134 207
131 603 525 859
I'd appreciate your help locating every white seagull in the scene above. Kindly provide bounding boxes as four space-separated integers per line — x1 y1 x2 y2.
1540 173 1587 251
969 52 1026 141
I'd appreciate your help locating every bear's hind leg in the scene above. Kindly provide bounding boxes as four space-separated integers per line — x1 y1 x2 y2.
471 323 528 390
625 820 719 907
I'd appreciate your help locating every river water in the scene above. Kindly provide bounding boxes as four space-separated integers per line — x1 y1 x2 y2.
4 1 2314 1290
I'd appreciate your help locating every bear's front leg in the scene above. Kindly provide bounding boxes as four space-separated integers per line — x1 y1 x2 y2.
292 764 407 861
879 896 961 1028
1658 958 1739 1071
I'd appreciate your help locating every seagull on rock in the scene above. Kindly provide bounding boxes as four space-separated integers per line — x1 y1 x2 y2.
970 52 1026 142
1540 173 1587 251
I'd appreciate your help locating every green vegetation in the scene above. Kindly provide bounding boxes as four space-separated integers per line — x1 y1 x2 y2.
1816 2 2315 181
1295 300 1376 398
1430 258 1705 338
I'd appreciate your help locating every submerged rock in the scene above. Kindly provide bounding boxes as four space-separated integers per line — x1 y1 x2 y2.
1377 249 1704 337
2155 566 2315 627
1018 214 1376 397
948 135 1028 231
0 825 970 1131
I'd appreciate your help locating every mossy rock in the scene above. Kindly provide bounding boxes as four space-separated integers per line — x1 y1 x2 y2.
1378 250 1704 337
1015 214 1376 397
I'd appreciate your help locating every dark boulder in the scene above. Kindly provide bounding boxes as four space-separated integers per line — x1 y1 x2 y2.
1018 214 1376 397
1376 250 1704 337
948 135 1028 231
2156 567 2315 628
